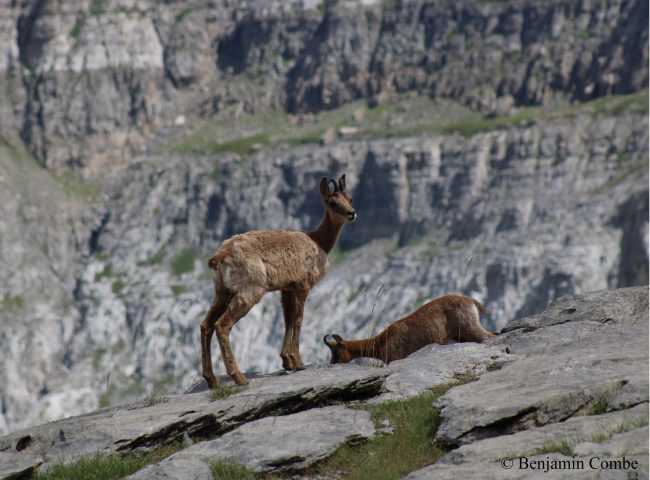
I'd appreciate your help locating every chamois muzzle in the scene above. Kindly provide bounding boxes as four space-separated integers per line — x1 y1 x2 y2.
348 211 357 222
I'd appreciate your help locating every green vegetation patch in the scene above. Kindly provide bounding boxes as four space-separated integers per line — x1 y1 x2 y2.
329 244 347 265
618 416 649 434
170 249 197 276
142 393 170 407
591 159 649 194
486 362 502 372
166 83 647 162
309 382 459 480
210 384 244 401
210 459 258 480
2 293 25 311
94 264 113 282
70 19 83 38
0 142 98 203
89 0 107 15
33 444 182 480
34 453 145 480
171 284 188 296
172 131 270 157
137 249 166 267
111 279 125 295
586 89 649 115
98 387 113 408
210 133 270 156
175 7 194 22
588 391 611 416
534 441 573 456
93 347 107 369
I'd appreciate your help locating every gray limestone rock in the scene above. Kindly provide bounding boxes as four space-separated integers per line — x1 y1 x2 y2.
440 403 648 465
126 406 374 478
434 287 648 446
404 448 647 480
0 451 42 480
370 342 516 403
0 365 385 477
407 423 649 479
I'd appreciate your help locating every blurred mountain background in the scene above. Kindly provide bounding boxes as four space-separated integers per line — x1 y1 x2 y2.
0 0 647 434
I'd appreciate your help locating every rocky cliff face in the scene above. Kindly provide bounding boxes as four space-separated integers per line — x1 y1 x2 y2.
0 0 647 436
0 0 647 173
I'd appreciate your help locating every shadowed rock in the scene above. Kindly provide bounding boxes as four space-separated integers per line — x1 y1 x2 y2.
0 365 385 478
440 403 648 465
126 406 374 478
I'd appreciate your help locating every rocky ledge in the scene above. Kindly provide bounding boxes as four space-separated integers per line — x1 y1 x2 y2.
0 286 647 479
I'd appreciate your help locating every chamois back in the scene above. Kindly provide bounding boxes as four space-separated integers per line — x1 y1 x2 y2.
208 231 329 292
324 294 495 364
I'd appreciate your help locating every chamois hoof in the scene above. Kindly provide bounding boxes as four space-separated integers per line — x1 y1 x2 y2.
203 374 219 389
231 372 249 386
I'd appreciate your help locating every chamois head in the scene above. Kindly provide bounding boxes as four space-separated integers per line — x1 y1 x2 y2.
323 334 351 364
320 175 356 223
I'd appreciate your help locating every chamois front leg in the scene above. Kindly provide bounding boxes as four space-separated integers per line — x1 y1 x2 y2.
280 288 307 371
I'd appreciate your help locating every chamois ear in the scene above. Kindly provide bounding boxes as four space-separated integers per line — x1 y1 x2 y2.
338 174 346 192
319 176 330 200
323 334 340 349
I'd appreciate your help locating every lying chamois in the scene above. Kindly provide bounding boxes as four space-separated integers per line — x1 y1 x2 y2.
324 294 495 364
201 175 356 387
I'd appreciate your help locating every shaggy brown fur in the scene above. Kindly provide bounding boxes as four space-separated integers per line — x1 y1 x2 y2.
201 175 356 387
324 294 495 364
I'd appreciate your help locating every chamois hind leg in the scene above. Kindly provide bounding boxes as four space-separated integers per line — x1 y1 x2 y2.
280 289 307 371
200 290 232 388
215 291 263 386
458 309 495 343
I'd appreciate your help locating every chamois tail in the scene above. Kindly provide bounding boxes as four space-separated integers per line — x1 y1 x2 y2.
207 251 228 270
473 299 487 316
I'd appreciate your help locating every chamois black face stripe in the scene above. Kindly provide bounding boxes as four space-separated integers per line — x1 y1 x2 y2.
330 351 339 364
329 202 352 216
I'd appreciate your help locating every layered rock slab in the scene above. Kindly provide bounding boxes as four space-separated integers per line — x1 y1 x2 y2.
440 403 648 465
369 342 516 403
0 365 385 478
405 439 648 480
126 406 374 479
434 287 648 446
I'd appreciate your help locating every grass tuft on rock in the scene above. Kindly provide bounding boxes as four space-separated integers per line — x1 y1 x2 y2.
534 441 573 456
142 393 170 407
33 454 145 480
210 384 244 401
210 459 258 480
33 443 182 480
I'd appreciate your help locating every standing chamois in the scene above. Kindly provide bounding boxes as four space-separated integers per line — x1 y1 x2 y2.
324 294 495 364
201 175 356 386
